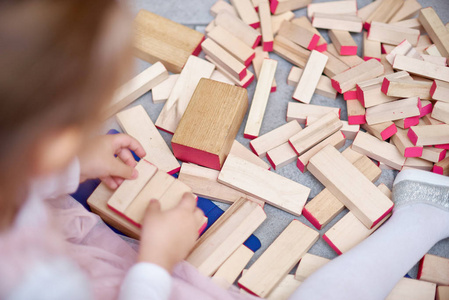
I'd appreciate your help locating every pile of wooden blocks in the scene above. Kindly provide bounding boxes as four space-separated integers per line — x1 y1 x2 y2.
87 0 449 299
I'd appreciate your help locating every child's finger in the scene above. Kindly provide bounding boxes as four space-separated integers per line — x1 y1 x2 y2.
116 148 137 168
178 192 197 212
112 134 146 158
100 176 118 190
112 176 124 187
145 199 161 216
109 158 138 180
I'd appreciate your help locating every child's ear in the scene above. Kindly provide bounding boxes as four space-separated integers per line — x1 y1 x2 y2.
32 126 83 176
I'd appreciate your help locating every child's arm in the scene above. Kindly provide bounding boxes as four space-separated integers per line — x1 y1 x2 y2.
119 193 206 300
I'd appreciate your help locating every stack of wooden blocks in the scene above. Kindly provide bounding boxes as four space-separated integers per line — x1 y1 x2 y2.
87 0 449 299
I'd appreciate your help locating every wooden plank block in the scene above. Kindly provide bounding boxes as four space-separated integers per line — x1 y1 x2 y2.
212 245 254 288
291 17 327 52
366 96 421 125
187 198 266 276
408 124 449 146
133 10 204 73
295 253 330 281
238 220 319 297
244 59 278 139
386 278 436 300
340 121 359 140
289 112 343 156
218 154 311 215
205 55 255 88
386 39 422 64
433 156 449 175
343 88 358 100
419 7 449 58
432 101 449 124
425 44 443 57
107 160 158 214
437 286 449 300
422 114 444 125
392 18 425 33
253 47 277 91
270 0 312 15
207 26 256 66
105 62 168 118
307 0 357 19
155 56 215 134
312 13 363 33
352 131 406 169
421 146 447 163
273 35 310 68
278 21 320 51
296 131 346 173
215 11 261 49
431 80 449 102
230 0 260 28
303 147 382 229
363 31 381 61
347 99 366 125
210 70 236 85
322 50 350 77
358 0 384 23
151 74 179 103
393 55 449 82
230 140 270 169
210 0 238 17
292 50 328 103
381 54 395 74
328 30 357 56
362 122 398 140
258 0 273 51
271 11 295 35
327 43 364 67
266 275 302 300
286 102 340 124
266 142 297 170
382 78 432 99
364 0 404 30
287 67 337 100
250 120 302 157
202 38 247 81
392 127 423 157
418 254 449 285
421 54 447 66
172 79 247 170
402 156 433 171
368 22 420 46
331 59 384 93
389 0 422 23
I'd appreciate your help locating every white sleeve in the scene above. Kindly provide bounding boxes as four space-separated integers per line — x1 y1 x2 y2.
118 263 172 300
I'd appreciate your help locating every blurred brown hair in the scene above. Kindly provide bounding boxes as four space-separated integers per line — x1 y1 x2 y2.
0 0 133 228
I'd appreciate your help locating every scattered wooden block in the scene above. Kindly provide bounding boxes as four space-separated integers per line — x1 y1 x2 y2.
422 114 444 125
433 156 449 175
352 131 406 170
250 120 302 157
395 115 420 129
205 55 255 88
289 112 343 156
392 18 425 33
418 254 449 285
366 96 421 125
392 128 423 157
347 99 366 125
266 141 298 170
172 79 247 170
212 245 254 288
431 101 449 124
218 154 311 216
292 50 328 103
286 102 340 124
362 122 398 141
382 78 432 99
252 48 276 92
386 278 436 300
155 56 215 134
287 67 337 99
402 156 433 171
271 11 295 35
291 16 328 52
210 0 238 17
431 80 449 102
343 88 358 100
116 105 180 174
244 59 278 139
278 21 320 51
364 0 404 30
151 74 179 103
340 121 360 140
363 31 381 61
368 22 420 46
408 124 449 146
421 146 447 163
322 50 350 77
437 286 449 300
312 13 363 33
258 0 274 51
230 140 270 169
327 43 364 67
105 62 169 118
230 0 260 28
331 59 384 93
357 0 384 23
418 7 449 58
393 55 449 82
272 35 310 69
328 30 357 56
238 220 319 297
266 275 302 300
215 11 261 49
389 0 421 23
425 44 443 57
421 54 447 66
133 10 204 73
307 0 357 19
210 70 236 85
270 0 312 15
187 198 266 277
295 253 330 281
381 54 395 74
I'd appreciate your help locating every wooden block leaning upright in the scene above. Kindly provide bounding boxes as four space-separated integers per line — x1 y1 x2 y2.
418 7 449 58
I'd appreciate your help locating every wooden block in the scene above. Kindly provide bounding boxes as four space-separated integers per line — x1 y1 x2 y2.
202 38 247 81
266 275 302 300
328 30 357 56
362 122 397 140
289 112 343 156
286 102 340 125
270 0 312 15
437 286 449 300
133 10 204 73
253 47 277 91
382 78 432 99
363 31 381 61
303 147 382 229
331 59 384 93
389 0 421 23
433 156 449 175
381 54 395 74
327 43 364 67
364 0 404 30
218 154 310 215
321 50 350 77
295 253 330 281
402 156 433 171
238 220 319 297
347 99 366 125
287 67 337 100
212 245 254 288
431 80 449 102
343 88 358 100
366 97 421 125
386 40 422 64
421 54 447 66
352 131 406 169
392 18 425 33
368 22 420 46
386 278 436 300
230 140 270 169
172 79 247 170
271 11 295 35
425 44 443 57
207 26 256 66
155 56 215 134
105 62 169 118
244 59 278 139
187 198 266 276
421 146 447 163
296 131 346 173
278 21 320 51
230 0 260 28
312 13 363 33
215 11 261 49
422 114 444 125
272 35 309 68
357 0 384 23
393 55 449 82
419 7 449 58
266 142 297 170
432 101 449 124
250 120 302 157
291 17 327 52
258 0 273 51
418 254 449 285
408 124 449 146
391 128 423 157
307 0 357 19
341 121 359 140
292 50 328 103
151 74 179 103
205 55 255 88
210 0 238 17
210 70 236 85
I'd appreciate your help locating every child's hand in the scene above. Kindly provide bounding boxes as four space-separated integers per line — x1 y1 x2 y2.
78 134 146 189
138 193 206 273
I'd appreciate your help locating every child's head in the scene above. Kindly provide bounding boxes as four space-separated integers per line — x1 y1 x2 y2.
0 0 133 226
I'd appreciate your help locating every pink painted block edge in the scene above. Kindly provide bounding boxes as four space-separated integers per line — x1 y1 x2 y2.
348 115 366 125
302 207 322 230
322 234 343 255
263 41 274 52
404 147 423 158
380 123 397 140
340 45 358 56
407 128 419 146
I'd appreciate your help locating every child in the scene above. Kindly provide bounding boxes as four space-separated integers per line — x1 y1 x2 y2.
1 1 449 300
